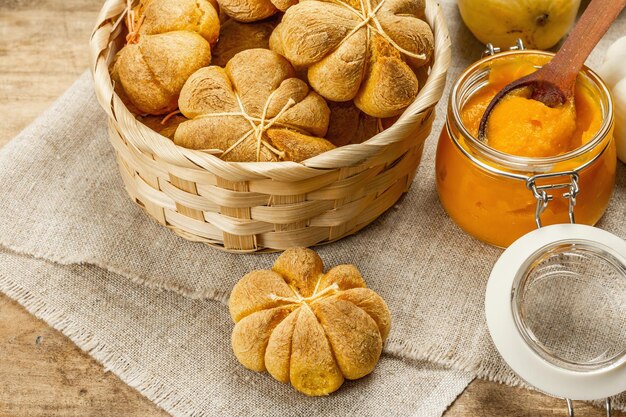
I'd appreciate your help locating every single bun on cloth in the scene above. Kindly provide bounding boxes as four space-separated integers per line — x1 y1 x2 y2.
114 31 212 115
270 0 434 118
229 248 392 396
174 49 335 162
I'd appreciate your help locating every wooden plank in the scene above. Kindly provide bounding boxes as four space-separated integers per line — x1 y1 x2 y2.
0 1 168 415
0 0 623 416
446 379 623 417
0 5 97 143
0 296 168 416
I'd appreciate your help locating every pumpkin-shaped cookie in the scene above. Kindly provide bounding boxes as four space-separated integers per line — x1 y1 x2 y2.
229 248 391 396
114 31 212 115
174 49 335 162
270 0 434 118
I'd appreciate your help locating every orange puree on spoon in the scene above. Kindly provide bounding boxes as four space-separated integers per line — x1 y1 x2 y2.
461 56 603 157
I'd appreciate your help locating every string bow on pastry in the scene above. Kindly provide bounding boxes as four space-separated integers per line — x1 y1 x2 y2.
174 49 336 162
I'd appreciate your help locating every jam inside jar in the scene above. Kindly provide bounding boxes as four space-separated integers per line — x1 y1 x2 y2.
436 50 616 248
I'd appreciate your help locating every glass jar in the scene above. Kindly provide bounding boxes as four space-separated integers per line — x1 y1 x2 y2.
436 49 616 248
486 223 626 407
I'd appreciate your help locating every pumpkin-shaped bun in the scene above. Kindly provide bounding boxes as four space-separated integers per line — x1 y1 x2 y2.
174 49 334 162
229 248 391 396
113 0 218 115
138 0 221 45
270 0 434 118
115 31 212 115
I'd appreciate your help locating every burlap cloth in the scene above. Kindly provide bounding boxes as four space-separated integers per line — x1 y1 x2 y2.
1 1 626 415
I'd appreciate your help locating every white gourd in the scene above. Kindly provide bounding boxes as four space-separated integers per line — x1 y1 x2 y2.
597 36 626 162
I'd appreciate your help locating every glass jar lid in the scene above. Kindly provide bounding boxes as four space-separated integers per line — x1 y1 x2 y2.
486 224 626 401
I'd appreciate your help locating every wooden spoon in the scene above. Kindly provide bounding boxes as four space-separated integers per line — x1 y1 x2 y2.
477 0 626 141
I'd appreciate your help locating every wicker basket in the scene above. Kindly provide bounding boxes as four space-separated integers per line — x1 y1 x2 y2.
89 0 451 252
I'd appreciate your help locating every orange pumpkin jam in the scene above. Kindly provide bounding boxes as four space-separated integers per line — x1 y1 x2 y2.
461 55 603 157
435 52 616 248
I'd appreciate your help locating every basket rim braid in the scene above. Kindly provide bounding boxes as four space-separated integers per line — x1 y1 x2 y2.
89 0 451 252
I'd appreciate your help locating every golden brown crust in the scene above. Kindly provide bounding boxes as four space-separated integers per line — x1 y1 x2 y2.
318 264 366 291
271 0 433 117
139 0 221 45
216 0 296 22
354 35 420 118
333 287 392 341
174 49 333 162
110 52 142 115
377 0 432 65
116 31 212 115
272 247 324 297
113 0 219 115
307 28 368 102
231 306 294 371
212 18 278 67
312 298 382 380
271 3 359 67
265 308 300 383
229 269 296 322
266 129 335 162
217 0 276 22
289 305 344 395
229 247 392 396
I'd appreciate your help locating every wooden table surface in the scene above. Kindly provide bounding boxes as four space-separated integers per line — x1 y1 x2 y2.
0 1 621 416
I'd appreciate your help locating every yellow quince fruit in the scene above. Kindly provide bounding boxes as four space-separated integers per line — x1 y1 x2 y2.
458 0 581 50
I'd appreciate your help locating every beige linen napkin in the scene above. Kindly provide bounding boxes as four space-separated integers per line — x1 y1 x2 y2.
0 63 473 417
0 247 472 416
2 1 626 414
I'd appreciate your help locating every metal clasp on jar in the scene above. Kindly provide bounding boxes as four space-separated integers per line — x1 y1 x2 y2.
483 39 526 57
526 171 580 228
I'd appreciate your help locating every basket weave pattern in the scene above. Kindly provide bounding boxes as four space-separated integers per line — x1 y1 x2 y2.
90 0 451 252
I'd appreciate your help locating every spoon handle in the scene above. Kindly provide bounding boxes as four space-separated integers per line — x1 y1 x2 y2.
546 0 626 95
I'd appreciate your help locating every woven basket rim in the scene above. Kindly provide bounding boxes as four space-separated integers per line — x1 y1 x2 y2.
90 0 451 176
